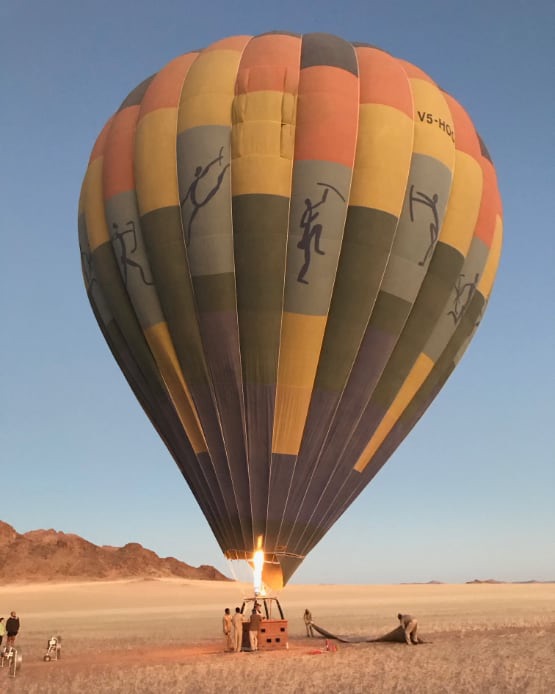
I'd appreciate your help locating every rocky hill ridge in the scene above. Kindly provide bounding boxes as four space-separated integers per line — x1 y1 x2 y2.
0 521 229 583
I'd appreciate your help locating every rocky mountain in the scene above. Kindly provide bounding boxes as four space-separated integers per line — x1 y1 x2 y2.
0 521 230 583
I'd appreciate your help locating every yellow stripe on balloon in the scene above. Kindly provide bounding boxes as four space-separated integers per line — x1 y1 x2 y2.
231 157 294 197
410 79 455 170
144 323 208 454
83 159 110 252
477 217 503 298
231 88 296 196
135 109 180 214
349 103 413 215
177 49 246 131
437 151 483 256
273 313 327 455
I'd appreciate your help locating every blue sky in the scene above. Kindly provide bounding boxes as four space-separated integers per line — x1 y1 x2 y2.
1 1 553 585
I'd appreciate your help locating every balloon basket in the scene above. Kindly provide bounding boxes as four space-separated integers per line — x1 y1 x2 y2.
240 596 288 650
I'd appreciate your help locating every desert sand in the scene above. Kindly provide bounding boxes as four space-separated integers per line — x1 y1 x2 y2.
0 579 554 693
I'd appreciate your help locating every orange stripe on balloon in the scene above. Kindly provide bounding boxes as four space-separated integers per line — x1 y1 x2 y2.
89 117 114 164
103 106 139 199
138 53 199 116
443 93 482 160
235 33 301 94
294 66 359 166
474 159 499 248
356 47 413 118
398 59 436 84
201 34 251 53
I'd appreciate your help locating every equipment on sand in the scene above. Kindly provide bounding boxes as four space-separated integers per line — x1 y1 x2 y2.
1 647 22 677
43 635 62 662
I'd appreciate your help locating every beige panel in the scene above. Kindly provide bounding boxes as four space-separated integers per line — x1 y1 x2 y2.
438 152 483 256
135 108 179 214
144 322 207 454
349 104 413 215
353 353 434 472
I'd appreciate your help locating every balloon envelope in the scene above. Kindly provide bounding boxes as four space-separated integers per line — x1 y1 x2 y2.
78 32 502 589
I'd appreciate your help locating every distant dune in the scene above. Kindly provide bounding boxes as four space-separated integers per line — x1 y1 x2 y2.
0 520 230 584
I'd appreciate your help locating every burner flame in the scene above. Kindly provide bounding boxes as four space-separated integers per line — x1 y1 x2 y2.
252 535 265 596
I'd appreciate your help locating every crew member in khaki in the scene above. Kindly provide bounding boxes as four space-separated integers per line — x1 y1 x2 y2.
397 613 419 644
231 607 244 652
304 608 314 637
248 609 263 651
222 608 233 651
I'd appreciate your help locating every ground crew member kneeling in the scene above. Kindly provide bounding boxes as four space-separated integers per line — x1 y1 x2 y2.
397 613 419 645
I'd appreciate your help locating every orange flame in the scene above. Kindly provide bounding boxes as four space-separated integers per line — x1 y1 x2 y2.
252 535 265 596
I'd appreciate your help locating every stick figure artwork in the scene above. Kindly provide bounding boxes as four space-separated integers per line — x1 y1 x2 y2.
447 272 480 324
180 147 230 246
112 221 154 287
296 182 345 285
409 185 440 267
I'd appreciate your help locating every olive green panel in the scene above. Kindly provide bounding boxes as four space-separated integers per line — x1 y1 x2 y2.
410 291 487 416
139 204 208 386
370 242 464 408
233 193 290 384
91 242 162 377
315 206 399 393
369 291 412 335
191 273 238 313
425 236 490 362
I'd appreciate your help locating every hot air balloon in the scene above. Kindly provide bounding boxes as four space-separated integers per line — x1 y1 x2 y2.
78 32 502 591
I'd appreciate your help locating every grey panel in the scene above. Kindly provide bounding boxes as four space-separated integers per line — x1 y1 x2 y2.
118 76 156 111
78 213 112 326
380 154 452 301
300 33 358 75
105 191 165 329
285 160 352 315
177 126 234 276
425 236 489 361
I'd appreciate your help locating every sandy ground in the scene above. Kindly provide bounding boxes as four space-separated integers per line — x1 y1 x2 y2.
0 579 554 693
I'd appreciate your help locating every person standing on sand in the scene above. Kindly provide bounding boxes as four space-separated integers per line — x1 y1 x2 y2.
303 609 314 637
248 608 263 651
231 607 244 653
6 612 20 648
222 608 233 651
397 613 419 645
0 618 5 649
